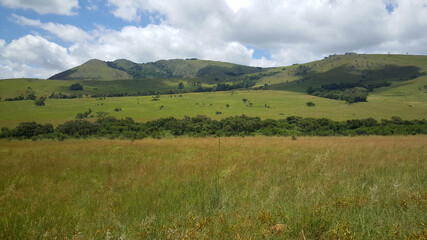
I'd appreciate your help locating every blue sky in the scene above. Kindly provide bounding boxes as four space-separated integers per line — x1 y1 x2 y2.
0 0 426 78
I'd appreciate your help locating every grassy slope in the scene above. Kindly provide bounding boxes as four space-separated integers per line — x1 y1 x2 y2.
50 58 262 81
1 136 426 239
0 78 213 99
155 59 260 78
261 54 427 91
49 59 132 81
0 88 426 128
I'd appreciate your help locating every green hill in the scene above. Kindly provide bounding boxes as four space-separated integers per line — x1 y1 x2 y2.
2 54 425 101
261 54 427 90
49 58 264 82
49 59 132 81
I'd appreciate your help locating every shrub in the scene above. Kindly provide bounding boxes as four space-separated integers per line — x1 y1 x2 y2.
69 83 83 91
76 108 92 119
56 120 100 136
306 102 315 107
34 97 46 106
13 122 54 138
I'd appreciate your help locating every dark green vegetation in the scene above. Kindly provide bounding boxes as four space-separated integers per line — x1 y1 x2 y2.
1 137 426 239
2 115 426 140
34 97 46 106
69 83 83 91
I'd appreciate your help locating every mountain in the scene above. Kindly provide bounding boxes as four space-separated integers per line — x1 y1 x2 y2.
49 59 132 81
39 54 427 103
258 54 427 91
49 58 264 81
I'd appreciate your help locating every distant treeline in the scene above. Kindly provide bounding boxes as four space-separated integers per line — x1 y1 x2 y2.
1 115 426 140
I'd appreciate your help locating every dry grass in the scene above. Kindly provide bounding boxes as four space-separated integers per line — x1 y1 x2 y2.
0 136 426 239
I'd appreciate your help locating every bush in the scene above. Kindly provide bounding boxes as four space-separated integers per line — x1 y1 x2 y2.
306 102 315 107
69 83 83 91
34 97 46 106
13 122 54 138
56 120 100 136
76 109 92 119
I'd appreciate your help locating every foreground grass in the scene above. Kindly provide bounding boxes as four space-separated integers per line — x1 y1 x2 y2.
0 136 426 239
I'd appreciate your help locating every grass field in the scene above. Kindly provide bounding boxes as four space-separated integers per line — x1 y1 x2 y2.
0 136 426 239
0 78 201 99
1 87 426 128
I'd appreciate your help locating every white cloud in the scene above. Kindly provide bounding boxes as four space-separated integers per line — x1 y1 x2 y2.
12 14 92 42
69 25 255 65
106 0 427 63
0 0 78 15
0 35 79 78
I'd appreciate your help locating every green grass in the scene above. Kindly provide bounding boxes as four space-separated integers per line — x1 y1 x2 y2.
50 58 263 81
0 136 426 239
0 88 426 128
49 59 132 80
260 54 427 91
0 78 213 99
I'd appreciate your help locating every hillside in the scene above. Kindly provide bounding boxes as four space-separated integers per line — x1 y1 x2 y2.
49 59 132 81
261 54 427 90
49 58 264 81
0 54 425 108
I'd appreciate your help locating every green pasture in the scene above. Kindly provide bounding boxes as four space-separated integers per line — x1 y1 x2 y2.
0 78 208 99
0 87 426 128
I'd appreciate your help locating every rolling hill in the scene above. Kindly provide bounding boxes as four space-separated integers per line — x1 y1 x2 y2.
49 58 265 82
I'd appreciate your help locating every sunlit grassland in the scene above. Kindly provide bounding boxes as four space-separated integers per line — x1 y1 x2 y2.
1 88 426 128
0 136 426 239
0 78 202 99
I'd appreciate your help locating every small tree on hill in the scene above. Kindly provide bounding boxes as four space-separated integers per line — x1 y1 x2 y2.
306 102 315 107
35 97 46 106
178 82 184 90
69 83 83 91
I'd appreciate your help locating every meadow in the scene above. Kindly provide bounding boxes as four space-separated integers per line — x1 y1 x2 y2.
1 86 426 128
0 136 426 239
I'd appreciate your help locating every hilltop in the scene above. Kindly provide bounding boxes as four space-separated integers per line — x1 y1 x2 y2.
49 58 264 82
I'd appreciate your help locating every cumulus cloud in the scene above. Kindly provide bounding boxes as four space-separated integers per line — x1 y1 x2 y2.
0 35 79 78
0 0 78 15
69 24 255 65
12 14 92 42
106 0 427 64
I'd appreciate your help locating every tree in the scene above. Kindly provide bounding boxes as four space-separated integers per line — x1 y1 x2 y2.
35 97 46 106
151 95 160 101
306 102 315 107
178 82 184 90
69 83 83 91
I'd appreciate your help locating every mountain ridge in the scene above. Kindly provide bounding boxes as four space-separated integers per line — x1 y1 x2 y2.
49 58 265 81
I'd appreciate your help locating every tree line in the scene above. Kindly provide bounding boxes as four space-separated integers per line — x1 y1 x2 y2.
1 115 426 140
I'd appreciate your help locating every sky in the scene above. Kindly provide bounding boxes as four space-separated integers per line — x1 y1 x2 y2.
0 0 426 79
